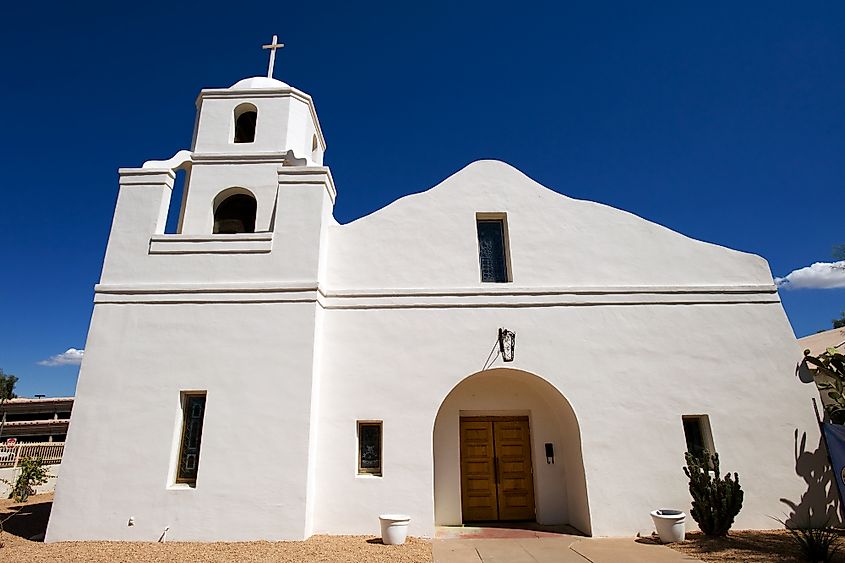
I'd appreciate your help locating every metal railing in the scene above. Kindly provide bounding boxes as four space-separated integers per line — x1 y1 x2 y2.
0 442 65 468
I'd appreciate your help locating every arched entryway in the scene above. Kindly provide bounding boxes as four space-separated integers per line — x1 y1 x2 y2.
433 368 591 535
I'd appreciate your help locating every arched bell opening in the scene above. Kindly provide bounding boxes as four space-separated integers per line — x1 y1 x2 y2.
213 189 257 234
233 103 258 144
432 368 591 535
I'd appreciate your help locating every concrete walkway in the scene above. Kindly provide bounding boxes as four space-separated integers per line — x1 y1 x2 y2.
433 527 703 563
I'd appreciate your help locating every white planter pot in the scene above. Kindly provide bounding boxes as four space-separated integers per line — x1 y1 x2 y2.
379 514 410 545
650 509 686 543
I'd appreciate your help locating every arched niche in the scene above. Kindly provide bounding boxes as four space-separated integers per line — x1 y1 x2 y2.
213 188 257 234
432 368 591 535
233 103 258 144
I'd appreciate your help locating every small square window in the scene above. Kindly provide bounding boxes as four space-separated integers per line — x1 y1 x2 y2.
357 421 382 476
477 215 510 283
682 415 715 460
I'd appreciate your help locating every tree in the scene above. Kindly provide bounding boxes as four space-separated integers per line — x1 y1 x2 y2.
0 369 17 440
806 348 845 424
0 370 16 402
835 313 845 330
1 456 50 502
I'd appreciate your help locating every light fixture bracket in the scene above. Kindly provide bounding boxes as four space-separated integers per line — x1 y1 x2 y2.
498 328 516 362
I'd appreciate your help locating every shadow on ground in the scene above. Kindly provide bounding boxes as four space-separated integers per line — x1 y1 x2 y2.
463 521 585 535
1 498 51 541
437 521 585 540
669 530 845 563
682 531 797 556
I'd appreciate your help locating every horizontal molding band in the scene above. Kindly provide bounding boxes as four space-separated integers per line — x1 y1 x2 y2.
324 284 777 297
93 282 780 307
95 294 319 304
198 86 314 105
323 293 779 309
95 281 317 294
190 153 288 165
149 233 274 242
118 168 176 186
95 282 776 295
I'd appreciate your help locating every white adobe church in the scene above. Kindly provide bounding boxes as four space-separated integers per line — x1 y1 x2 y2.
47 40 824 542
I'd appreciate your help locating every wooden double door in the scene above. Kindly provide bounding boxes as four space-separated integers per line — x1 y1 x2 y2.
460 416 536 522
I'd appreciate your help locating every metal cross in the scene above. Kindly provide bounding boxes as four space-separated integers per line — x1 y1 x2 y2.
262 35 285 78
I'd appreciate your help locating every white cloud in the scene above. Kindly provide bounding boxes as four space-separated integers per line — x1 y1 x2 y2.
775 261 845 290
38 348 84 367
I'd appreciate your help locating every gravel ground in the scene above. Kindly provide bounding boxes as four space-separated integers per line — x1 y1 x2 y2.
667 529 845 563
1 494 433 563
1 536 433 563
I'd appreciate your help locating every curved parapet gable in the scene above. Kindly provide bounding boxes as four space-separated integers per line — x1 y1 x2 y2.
326 160 775 291
142 150 193 171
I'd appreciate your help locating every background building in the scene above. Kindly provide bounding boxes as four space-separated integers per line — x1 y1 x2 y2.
0 397 72 443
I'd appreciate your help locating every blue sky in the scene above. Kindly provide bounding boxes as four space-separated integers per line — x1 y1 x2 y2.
1 1 843 397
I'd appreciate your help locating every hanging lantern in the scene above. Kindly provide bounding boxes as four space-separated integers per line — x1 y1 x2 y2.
498 328 516 362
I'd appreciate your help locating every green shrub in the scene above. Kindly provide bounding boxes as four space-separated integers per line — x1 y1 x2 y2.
775 517 841 563
1 456 51 503
683 451 743 536
807 348 845 424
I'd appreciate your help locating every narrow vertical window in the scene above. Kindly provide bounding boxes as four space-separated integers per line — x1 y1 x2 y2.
682 415 714 459
177 393 207 485
477 216 510 283
357 421 382 476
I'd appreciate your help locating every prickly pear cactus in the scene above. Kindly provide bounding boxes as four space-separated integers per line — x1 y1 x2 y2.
683 451 744 536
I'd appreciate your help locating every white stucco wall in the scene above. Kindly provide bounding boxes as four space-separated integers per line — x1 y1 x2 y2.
326 161 774 289
310 300 817 538
47 302 322 542
47 83 827 542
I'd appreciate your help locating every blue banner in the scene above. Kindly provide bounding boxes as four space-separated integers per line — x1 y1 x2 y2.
823 422 845 510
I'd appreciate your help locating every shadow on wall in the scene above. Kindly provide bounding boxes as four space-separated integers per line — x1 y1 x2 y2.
780 430 841 528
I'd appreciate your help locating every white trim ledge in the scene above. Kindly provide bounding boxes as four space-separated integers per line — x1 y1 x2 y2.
324 284 777 298
149 233 273 255
93 282 780 307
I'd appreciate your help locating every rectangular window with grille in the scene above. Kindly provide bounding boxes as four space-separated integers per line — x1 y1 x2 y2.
357 421 382 476
476 216 510 283
176 393 207 486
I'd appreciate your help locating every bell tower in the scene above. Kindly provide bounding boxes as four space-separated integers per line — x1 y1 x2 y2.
50 38 335 542
191 76 325 163
174 73 329 236
98 35 335 286
192 34 324 163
